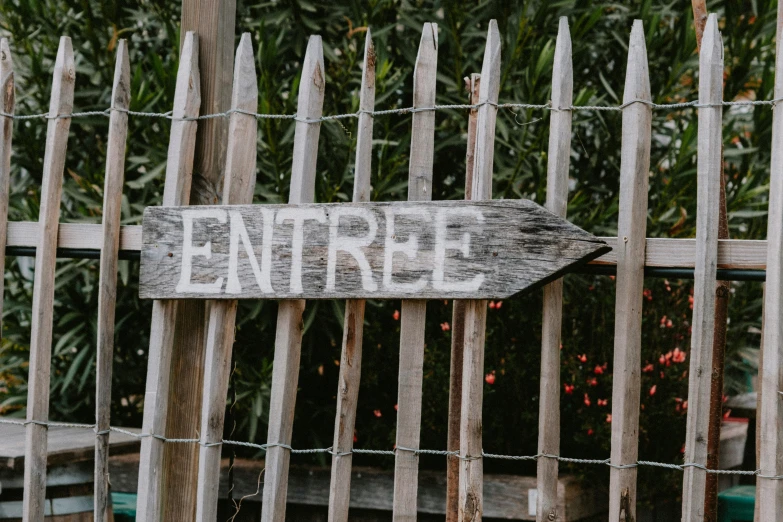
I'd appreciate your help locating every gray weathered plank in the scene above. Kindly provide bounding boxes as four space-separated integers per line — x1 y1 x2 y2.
759 1 783 519
0 39 14 340
139 200 609 301
22 36 75 522
681 14 723 522
536 17 572 522
327 29 375 522
458 20 501 522
194 33 258 522
393 23 438 522
260 34 325 522
135 31 201 522
607 20 652 522
94 38 131 522
447 72 480 522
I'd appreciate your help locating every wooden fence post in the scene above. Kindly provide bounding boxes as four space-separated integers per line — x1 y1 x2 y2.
458 20 500 522
0 39 13 339
327 29 375 522
94 39 131 522
135 32 201 522
162 2 236 517
681 13 723 521
392 22 438 522
759 1 783 519
194 33 258 522
607 20 651 522
446 72 480 522
21 36 75 522
260 35 325 522
535 17 572 522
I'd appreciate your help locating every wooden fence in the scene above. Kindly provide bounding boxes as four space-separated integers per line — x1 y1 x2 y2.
1 7 783 522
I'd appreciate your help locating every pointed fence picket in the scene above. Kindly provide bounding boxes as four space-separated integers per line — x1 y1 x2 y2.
6 9 783 522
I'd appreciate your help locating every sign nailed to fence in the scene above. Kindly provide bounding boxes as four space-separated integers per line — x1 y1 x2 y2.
139 200 609 300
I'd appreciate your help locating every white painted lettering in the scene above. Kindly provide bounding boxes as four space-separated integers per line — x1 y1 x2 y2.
176 208 227 294
326 207 378 292
383 207 431 293
276 208 327 294
432 208 485 292
226 210 274 294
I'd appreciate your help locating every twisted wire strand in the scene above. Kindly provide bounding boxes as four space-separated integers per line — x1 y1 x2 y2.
2 417 781 479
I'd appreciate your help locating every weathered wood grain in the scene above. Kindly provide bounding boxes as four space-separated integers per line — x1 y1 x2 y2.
447 72 480 522
393 24 438 522
607 20 651 522
459 20 500 522
536 17 572 522
327 29 375 522
94 38 130 522
22 36 75 522
0 39 14 340
139 200 609 301
135 31 200 522
681 14 723 522
260 34 325 522
194 33 257 522
758 1 783 519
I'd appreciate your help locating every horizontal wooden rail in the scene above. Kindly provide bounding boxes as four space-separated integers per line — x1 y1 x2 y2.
2 222 767 272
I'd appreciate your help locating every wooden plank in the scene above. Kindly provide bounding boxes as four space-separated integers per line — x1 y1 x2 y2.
327 29 375 522
260 34 325 522
138 200 609 301
0 39 14 337
163 4 237 518
536 17 572 522
93 38 130 522
21 36 75 522
458 20 501 522
194 33 258 522
447 72 480 522
681 14 723 521
135 31 200 522
392 23 438 522
607 20 651 522
758 0 783 518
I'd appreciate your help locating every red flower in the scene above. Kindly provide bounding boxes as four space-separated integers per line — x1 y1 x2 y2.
659 354 666 365
563 383 574 395
660 315 668 327
672 348 686 363
587 378 598 387
643 288 653 301
495 301 503 309
597 398 608 407
606 414 612 423
485 371 496 385
594 365 604 375
353 431 358 443
642 363 654 373
578 354 588 363
649 385 657 396
584 393 591 407
373 409 382 418
393 310 400 321
440 322 450 332
394 404 399 411
488 301 496 309
587 428 594 436
688 295 694 309
660 371 665 379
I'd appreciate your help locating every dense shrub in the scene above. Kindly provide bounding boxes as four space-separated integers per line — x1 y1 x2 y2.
0 0 769 503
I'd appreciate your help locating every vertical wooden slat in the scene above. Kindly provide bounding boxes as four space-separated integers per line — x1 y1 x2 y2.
392 22 438 522
0 39 14 335
163 4 236 517
446 72 480 522
607 20 651 522
135 32 201 522
458 20 500 522
681 13 723 522
260 35 325 522
94 39 130 522
21 36 75 522
194 33 258 522
759 1 783 518
327 29 375 522
535 17 572 522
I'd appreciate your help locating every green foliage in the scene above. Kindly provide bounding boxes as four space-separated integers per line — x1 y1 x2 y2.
0 0 772 504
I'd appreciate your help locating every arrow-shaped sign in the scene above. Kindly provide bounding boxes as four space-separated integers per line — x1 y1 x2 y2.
139 200 609 300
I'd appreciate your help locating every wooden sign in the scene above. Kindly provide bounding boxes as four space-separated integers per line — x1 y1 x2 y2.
139 200 609 300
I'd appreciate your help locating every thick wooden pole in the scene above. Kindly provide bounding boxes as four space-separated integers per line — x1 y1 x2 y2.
162 1 236 519
535 17 572 522
458 20 500 522
446 72 480 522
681 14 723 522
607 20 652 522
